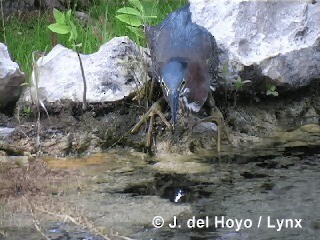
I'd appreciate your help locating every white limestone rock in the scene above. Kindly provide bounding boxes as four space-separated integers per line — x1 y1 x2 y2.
0 43 26 108
23 36 149 103
189 0 320 88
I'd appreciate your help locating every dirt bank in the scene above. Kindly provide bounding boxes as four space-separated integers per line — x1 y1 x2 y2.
0 80 319 157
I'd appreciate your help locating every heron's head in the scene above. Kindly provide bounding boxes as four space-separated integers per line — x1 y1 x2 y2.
161 59 188 129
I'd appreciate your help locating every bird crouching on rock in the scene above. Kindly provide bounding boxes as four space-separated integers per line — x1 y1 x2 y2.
131 4 229 152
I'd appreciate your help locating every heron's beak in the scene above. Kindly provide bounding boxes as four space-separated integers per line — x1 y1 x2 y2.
169 90 179 131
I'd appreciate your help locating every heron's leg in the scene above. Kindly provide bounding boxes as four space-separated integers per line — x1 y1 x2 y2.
200 91 230 153
131 97 172 148
148 78 155 102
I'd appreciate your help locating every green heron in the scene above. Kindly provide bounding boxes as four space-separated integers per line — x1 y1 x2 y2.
131 4 229 151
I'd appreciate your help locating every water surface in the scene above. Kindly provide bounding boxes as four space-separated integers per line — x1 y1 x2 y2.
1 149 319 239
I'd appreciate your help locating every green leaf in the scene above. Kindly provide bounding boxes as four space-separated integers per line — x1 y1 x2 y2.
267 91 278 97
266 85 278 96
266 87 279 96
69 21 78 41
144 15 157 19
235 78 243 91
116 14 142 27
117 7 141 16
73 43 82 48
65 9 72 24
129 0 144 12
48 23 70 34
53 8 65 25
141 1 158 19
235 78 251 91
126 26 144 38
20 82 31 87
270 85 276 91
242 80 252 84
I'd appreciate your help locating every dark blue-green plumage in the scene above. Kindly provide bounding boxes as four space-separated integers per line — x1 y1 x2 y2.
145 4 219 127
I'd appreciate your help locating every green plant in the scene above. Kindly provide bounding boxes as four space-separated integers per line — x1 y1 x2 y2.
1 12 52 77
115 0 157 44
48 9 78 42
23 105 32 115
235 77 252 92
220 64 252 105
266 85 279 97
0 1 187 80
48 9 87 110
232 77 251 106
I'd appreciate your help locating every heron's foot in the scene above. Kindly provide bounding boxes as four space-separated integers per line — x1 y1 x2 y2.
131 100 172 148
199 106 231 153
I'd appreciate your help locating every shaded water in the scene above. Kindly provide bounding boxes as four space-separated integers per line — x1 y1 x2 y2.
1 149 319 240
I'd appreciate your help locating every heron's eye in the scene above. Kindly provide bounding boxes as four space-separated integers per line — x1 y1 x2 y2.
181 79 186 85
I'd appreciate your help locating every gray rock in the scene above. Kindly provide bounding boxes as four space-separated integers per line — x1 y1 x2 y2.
189 1 320 89
0 127 15 138
40 0 90 10
75 11 91 26
23 37 150 103
0 43 26 109
2 0 35 15
41 0 65 10
1 0 91 15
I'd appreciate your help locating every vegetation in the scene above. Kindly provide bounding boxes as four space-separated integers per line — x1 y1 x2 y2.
48 8 88 110
266 84 279 97
220 64 252 106
115 0 157 44
233 77 252 106
0 0 188 78
234 77 252 92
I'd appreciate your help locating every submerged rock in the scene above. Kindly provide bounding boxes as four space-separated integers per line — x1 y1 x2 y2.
23 37 149 103
190 1 320 90
0 43 26 109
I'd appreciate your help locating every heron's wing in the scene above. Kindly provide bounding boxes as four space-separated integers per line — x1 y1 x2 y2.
145 25 159 78
145 5 193 78
145 25 169 80
146 3 219 92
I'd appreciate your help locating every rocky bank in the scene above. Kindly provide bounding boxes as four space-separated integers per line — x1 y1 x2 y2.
0 1 320 157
